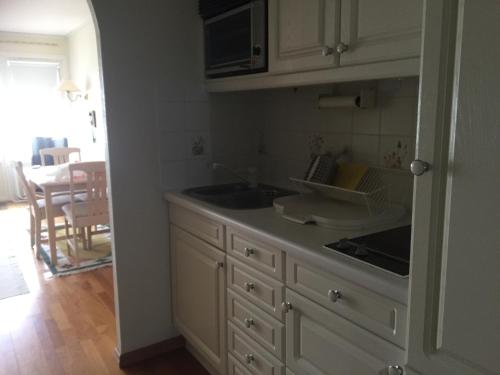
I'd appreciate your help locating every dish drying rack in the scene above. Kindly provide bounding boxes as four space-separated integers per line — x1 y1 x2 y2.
290 167 389 216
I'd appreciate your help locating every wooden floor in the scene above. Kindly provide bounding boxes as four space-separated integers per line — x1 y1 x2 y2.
0 203 208 375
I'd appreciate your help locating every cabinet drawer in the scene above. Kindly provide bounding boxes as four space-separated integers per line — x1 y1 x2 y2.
226 227 285 281
169 204 225 249
228 257 285 321
287 256 407 347
285 290 405 375
229 353 253 375
228 321 285 375
228 289 285 360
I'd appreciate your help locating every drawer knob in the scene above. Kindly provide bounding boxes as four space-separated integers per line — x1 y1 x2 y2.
244 247 255 257
328 289 342 302
388 365 404 375
336 42 349 54
244 318 255 328
282 301 293 313
322 46 335 56
244 282 256 292
244 353 255 364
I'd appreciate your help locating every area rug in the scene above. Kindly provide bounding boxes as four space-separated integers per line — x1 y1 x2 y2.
0 255 30 300
39 227 112 277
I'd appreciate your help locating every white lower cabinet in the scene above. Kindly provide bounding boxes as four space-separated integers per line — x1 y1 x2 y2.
169 209 408 375
284 289 405 375
228 321 285 375
170 225 227 374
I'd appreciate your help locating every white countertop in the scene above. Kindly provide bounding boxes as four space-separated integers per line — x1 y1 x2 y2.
165 191 410 305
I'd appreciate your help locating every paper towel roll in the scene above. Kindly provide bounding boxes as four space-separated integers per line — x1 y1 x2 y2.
318 95 361 109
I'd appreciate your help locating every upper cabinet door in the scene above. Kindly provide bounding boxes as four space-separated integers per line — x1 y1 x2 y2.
407 1 500 375
339 0 423 66
268 0 340 74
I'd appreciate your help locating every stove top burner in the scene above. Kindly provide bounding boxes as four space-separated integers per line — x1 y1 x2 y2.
325 225 411 277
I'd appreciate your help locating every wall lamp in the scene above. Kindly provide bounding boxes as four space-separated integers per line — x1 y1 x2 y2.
58 79 87 102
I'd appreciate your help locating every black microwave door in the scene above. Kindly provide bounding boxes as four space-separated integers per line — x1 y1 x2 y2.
205 9 252 69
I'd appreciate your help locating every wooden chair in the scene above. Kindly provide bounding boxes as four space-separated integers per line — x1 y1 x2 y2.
62 162 109 266
40 147 81 166
14 162 76 258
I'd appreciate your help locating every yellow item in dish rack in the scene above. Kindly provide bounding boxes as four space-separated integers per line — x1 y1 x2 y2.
333 162 369 190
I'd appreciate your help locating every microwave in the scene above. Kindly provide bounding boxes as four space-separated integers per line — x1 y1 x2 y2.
201 0 267 78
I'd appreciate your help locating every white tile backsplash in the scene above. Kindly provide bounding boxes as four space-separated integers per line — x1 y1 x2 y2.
207 78 419 208
157 101 185 132
380 96 418 136
353 107 381 135
160 160 188 190
352 134 380 164
185 101 210 131
159 131 187 161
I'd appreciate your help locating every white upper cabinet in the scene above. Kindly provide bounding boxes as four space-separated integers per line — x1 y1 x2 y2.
407 1 500 374
339 0 423 66
268 0 340 73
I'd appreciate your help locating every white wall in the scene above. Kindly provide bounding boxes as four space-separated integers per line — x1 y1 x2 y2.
67 20 105 161
89 0 206 354
0 31 68 63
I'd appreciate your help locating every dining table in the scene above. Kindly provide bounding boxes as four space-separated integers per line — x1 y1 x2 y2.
25 163 87 266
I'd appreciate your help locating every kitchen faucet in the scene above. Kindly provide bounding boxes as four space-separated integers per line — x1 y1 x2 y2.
210 162 258 188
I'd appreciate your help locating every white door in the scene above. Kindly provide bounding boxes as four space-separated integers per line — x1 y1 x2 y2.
407 1 500 374
170 226 227 374
284 290 405 375
339 0 423 66
268 0 340 74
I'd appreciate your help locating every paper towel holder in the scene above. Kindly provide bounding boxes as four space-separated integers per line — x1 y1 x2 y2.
318 89 376 109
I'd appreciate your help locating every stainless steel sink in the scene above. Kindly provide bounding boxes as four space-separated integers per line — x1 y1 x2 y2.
183 183 296 209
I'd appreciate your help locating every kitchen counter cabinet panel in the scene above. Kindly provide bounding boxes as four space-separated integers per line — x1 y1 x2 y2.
228 289 285 361
227 227 285 281
227 257 285 322
170 203 225 250
228 322 285 375
170 226 227 374
166 195 409 305
284 290 405 375
287 256 407 348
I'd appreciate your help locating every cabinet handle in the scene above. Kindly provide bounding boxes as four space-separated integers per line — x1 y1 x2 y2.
322 46 335 56
244 247 255 257
244 353 255 364
215 261 224 268
244 282 255 292
244 318 255 328
328 289 342 302
282 301 293 313
336 42 349 54
388 365 404 375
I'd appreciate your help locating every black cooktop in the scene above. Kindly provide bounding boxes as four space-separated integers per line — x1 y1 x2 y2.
324 225 412 277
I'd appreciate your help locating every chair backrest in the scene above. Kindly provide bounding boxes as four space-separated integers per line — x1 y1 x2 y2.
40 147 81 166
14 162 39 210
69 161 108 219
